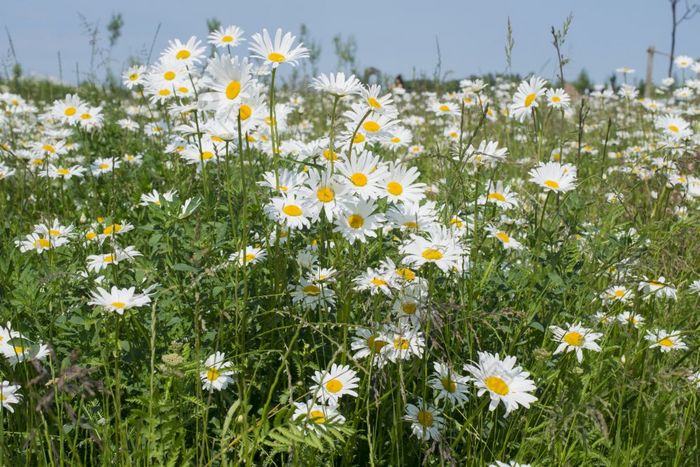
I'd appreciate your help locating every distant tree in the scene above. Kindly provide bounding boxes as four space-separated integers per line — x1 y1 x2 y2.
668 0 700 76
206 18 222 57
333 34 358 75
107 13 124 48
572 69 593 93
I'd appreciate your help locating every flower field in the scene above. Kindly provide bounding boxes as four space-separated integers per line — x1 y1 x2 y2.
0 24 699 466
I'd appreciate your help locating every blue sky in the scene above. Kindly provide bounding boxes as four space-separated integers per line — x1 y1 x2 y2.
2 0 699 84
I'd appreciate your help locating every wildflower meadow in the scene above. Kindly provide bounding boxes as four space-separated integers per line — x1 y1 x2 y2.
1 9 699 467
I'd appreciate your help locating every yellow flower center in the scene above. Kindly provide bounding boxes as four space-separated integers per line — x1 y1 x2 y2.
524 93 537 107
350 172 368 186
176 49 191 60
111 302 126 310
658 337 674 347
322 149 338 161
416 410 434 427
226 80 241 100
221 35 234 43
368 336 388 353
309 410 326 424
129 73 138 81
367 97 381 108
201 151 214 160
80 113 92 120
35 238 51 248
387 181 403 196
104 254 114 263
396 268 415 281
316 187 334 203
13 346 24 354
239 104 252 120
325 379 343 393
403 221 418 229
353 133 366 144
441 377 457 393
551 95 561 103
267 52 286 63
614 289 625 298
544 180 560 189
282 204 303 217
163 71 176 81
206 368 220 382
99 163 110 170
371 278 387 287
85 231 97 241
64 107 77 116
394 337 410 350
158 89 171 97
439 104 450 112
668 124 679 133
390 136 401 143
563 331 584 347
348 214 365 229
363 121 380 133
48 229 61 236
485 376 509 396
103 224 122 236
495 231 510 243
303 284 321 296
421 248 444 261
401 302 417 315
43 144 56 153
244 253 256 262
488 192 506 202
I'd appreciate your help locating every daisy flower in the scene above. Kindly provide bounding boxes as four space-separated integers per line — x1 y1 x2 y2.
310 363 359 404
200 55 253 119
333 198 385 243
400 226 467 273
404 400 445 441
139 189 176 206
550 323 602 363
382 162 426 204
258 169 307 194
15 233 67 254
311 72 362 97
162 36 205 65
249 28 309 68
528 161 577 193
88 286 152 314
479 181 519 209
123 65 147 89
429 362 471 405
208 25 245 49
86 246 142 273
0 381 22 413
616 311 644 328
600 285 633 305
292 399 345 434
490 461 531 467
645 329 687 352
509 76 548 122
351 327 390 364
353 267 393 296
336 151 388 200
656 114 692 140
545 88 570 108
486 225 524 251
386 201 438 232
464 351 538 416
384 325 425 363
201 352 234 391
638 276 677 300
230 246 267 266
265 194 313 230
360 84 396 116
290 279 336 310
